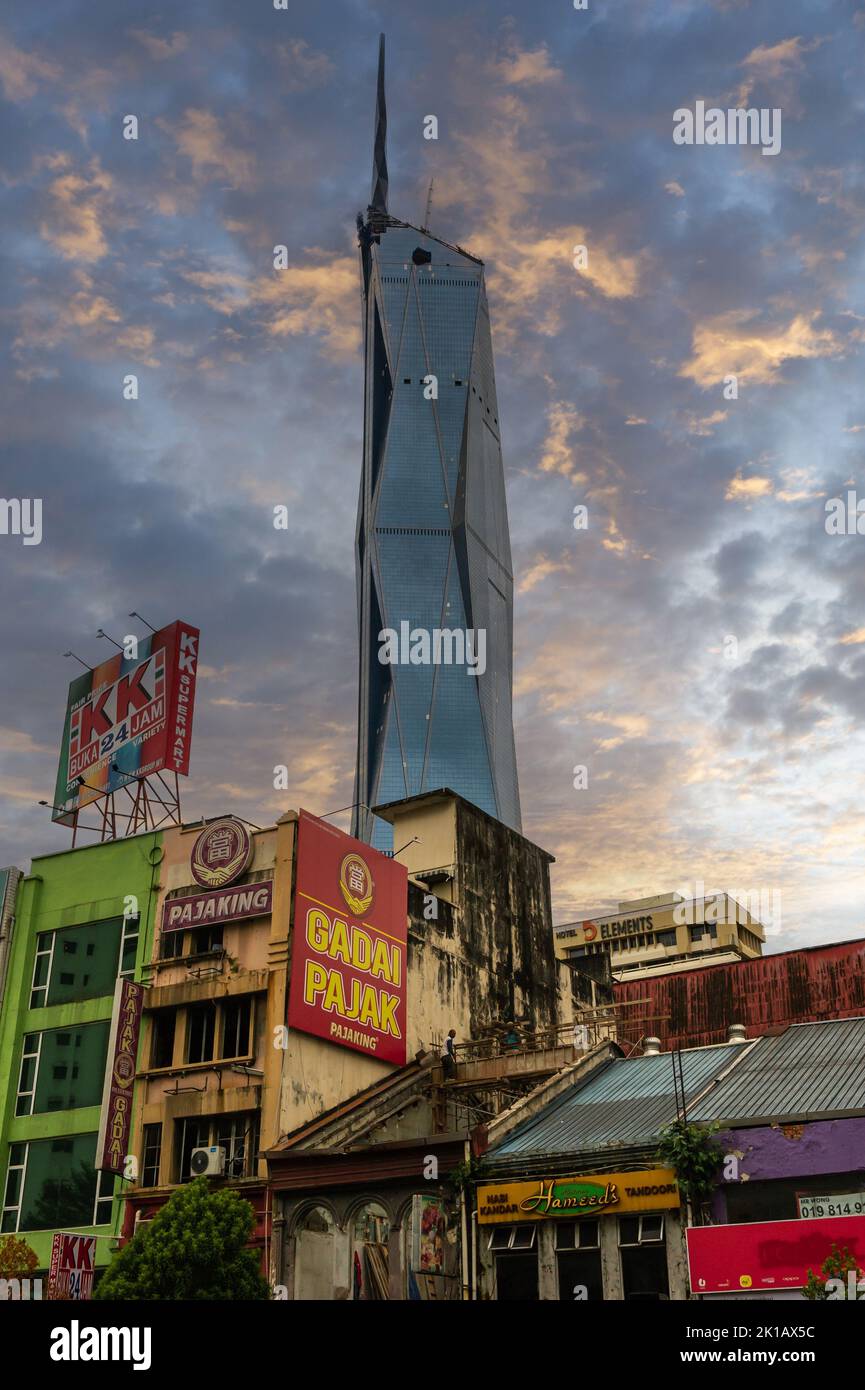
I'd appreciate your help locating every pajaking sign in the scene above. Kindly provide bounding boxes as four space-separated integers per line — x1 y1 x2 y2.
477 1168 680 1223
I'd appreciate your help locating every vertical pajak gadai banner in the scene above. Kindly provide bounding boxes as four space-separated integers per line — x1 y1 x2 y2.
96 977 144 1174
287 809 408 1064
52 619 200 823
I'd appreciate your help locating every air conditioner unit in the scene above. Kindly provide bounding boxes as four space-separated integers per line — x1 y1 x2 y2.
190 1145 225 1177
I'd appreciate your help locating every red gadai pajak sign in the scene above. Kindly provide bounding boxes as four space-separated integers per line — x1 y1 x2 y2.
287 810 408 1064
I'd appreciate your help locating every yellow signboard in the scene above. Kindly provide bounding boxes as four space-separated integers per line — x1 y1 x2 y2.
477 1168 680 1223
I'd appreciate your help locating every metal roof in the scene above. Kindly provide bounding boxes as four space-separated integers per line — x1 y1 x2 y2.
493 1045 739 1157
689 1017 865 1125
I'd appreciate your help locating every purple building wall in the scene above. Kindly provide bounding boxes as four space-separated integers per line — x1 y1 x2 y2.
710 1118 865 1220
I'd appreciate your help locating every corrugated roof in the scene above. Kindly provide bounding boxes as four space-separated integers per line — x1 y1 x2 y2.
494 1044 739 1157
690 1017 865 1124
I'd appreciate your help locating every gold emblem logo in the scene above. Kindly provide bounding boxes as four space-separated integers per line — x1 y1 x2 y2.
339 852 374 916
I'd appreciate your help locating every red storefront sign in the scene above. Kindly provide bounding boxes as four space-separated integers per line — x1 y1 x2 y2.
48 1233 96 1301
287 809 408 1064
96 978 144 1174
687 1214 865 1293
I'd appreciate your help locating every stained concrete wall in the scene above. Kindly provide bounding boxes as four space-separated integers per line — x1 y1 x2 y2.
279 795 575 1134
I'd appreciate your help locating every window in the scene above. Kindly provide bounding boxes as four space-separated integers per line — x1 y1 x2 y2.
2 1134 99 1233
619 1215 665 1245
93 1170 114 1226
656 929 676 947
150 1011 176 1070
689 923 718 945
1 1144 27 1233
159 930 183 961
15 1035 41 1117
215 1115 259 1179
177 1117 210 1181
619 1214 669 1300
555 1219 599 1250
30 919 126 1008
556 1220 603 1300
490 1224 538 1301
29 936 54 1009
220 998 252 1059
141 1125 162 1187
488 1224 537 1252
186 1003 216 1064
176 1115 258 1182
119 912 140 979
193 925 223 956
15 1024 109 1116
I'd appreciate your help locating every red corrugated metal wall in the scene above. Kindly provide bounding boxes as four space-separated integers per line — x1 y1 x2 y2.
613 939 865 1048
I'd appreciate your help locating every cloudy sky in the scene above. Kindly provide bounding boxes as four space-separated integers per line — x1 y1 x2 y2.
1 0 864 952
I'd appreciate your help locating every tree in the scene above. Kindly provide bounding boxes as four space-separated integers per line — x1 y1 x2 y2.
94 1178 271 1301
0 1234 39 1294
802 1243 865 1300
656 1119 725 1224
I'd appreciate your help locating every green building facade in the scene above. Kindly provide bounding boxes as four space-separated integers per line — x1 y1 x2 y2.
0 832 162 1275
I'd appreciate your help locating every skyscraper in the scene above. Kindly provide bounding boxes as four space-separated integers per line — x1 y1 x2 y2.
352 37 521 847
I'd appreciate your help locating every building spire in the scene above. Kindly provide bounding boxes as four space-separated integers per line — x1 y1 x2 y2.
369 33 388 217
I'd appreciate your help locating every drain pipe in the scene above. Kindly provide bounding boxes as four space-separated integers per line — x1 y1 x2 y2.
460 1140 471 1300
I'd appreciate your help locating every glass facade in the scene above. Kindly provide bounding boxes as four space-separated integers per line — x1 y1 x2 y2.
353 215 522 847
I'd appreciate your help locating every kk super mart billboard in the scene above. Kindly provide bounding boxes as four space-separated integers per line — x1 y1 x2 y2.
287 810 408 1064
52 620 199 822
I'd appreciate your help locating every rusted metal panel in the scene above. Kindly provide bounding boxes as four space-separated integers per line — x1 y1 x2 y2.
613 940 865 1049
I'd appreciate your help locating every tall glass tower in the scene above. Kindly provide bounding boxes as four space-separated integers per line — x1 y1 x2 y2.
352 37 521 847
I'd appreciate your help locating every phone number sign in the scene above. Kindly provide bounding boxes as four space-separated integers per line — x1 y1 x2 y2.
798 1192 865 1220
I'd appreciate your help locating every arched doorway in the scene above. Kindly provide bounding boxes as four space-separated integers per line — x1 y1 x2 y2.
294 1206 336 1300
351 1201 390 1300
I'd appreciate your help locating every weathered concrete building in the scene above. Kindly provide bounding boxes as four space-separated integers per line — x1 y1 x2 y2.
123 791 582 1255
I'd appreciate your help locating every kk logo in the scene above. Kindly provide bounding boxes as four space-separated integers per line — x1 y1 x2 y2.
339 853 374 917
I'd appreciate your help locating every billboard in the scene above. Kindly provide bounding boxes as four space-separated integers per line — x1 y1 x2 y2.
96 977 144 1174
52 619 200 823
48 1233 97 1301
687 1214 865 1294
287 809 408 1064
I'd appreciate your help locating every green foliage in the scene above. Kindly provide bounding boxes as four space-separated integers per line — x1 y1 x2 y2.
0 1234 39 1282
802 1243 864 1300
656 1119 725 1205
94 1178 271 1301
448 1155 483 1194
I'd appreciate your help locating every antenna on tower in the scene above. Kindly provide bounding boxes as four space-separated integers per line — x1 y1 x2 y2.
369 34 389 221
421 178 434 233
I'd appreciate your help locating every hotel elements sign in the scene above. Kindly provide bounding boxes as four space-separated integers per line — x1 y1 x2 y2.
477 1168 680 1224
